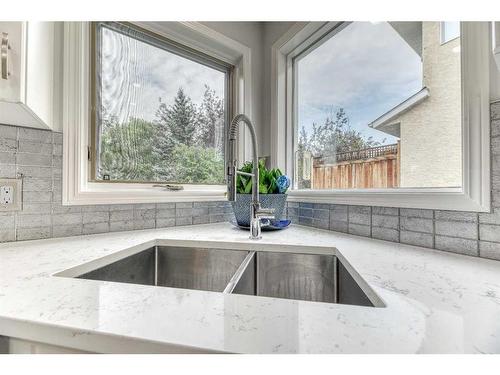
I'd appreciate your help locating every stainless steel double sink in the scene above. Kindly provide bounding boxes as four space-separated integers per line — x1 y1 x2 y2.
70 246 378 307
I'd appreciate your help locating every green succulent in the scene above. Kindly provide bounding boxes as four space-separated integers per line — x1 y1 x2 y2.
236 159 284 194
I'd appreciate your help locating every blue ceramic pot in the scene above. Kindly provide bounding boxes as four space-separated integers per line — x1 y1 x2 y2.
231 193 287 227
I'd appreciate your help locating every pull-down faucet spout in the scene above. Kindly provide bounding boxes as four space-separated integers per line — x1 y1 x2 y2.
227 114 274 240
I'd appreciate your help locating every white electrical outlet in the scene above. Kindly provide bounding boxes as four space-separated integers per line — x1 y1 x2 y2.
0 178 22 212
1 186 13 204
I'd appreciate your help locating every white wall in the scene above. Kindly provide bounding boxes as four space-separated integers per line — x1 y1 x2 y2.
201 22 265 156
201 21 295 160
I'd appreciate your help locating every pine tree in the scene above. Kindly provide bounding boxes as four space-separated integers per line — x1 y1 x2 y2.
154 88 198 178
197 85 224 152
155 87 197 149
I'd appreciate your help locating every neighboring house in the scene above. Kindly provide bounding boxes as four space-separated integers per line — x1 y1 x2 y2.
369 21 462 188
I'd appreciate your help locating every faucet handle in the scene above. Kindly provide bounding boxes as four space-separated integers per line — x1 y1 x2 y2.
256 207 275 220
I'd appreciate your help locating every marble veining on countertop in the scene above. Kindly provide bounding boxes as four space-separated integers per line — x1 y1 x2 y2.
1 223 500 353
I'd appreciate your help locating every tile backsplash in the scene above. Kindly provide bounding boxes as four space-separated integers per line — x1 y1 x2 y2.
0 125 233 242
1 101 500 263
286 101 500 261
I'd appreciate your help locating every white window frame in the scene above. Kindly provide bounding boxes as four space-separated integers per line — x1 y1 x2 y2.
270 22 491 212
62 22 252 205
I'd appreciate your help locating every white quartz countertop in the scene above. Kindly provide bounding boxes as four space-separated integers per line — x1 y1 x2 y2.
1 222 500 353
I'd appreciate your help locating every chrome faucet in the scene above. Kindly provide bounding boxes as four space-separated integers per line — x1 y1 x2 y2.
227 114 275 240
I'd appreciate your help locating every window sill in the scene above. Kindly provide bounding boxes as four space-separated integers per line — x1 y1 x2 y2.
287 187 489 212
62 182 227 205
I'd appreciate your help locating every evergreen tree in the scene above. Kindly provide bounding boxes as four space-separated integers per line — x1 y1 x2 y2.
197 85 224 152
155 87 197 151
99 116 157 181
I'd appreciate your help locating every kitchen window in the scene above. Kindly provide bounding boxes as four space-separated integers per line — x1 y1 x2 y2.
271 21 490 211
62 22 251 205
90 22 233 185
294 21 461 191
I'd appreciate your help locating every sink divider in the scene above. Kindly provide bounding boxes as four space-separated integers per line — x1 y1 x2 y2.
223 251 256 294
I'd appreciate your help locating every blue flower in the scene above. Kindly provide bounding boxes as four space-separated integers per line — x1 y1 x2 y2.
276 175 290 193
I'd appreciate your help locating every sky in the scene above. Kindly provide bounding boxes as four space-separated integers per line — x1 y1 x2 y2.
100 25 226 124
297 21 423 145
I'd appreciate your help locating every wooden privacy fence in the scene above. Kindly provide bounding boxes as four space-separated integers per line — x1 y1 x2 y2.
312 143 400 189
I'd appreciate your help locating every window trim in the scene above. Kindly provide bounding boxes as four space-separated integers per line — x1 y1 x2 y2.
62 21 252 205
89 21 233 185
270 22 491 212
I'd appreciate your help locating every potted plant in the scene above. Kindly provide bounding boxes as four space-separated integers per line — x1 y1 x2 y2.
232 160 291 227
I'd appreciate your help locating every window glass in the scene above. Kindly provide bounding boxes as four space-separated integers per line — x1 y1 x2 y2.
294 21 462 190
441 21 460 43
93 22 230 184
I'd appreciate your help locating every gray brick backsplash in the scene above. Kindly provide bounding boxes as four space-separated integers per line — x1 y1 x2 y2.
313 208 329 220
176 216 193 226
83 211 109 224
0 152 16 164
18 141 52 154
372 227 399 242
83 222 109 235
16 227 51 241
53 224 83 238
400 208 434 219
18 128 52 143
0 214 15 229
110 210 134 222
134 219 156 230
23 191 52 203
52 213 82 226
298 216 313 226
400 231 434 248
16 214 50 228
479 241 500 261
16 165 53 179
434 235 478 256
348 223 371 237
372 214 399 229
134 208 156 221
23 178 52 192
312 218 329 230
479 208 500 225
0 164 16 178
372 206 399 216
156 218 176 228
330 204 348 221
22 202 52 214
0 124 18 139
176 207 193 217
0 229 15 242
156 207 175 219
434 210 478 222
349 206 371 225
110 220 135 232
435 220 478 240
0 138 17 152
298 207 313 218
330 219 348 233
479 224 500 243
16 153 52 166
193 215 210 225
400 216 433 233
